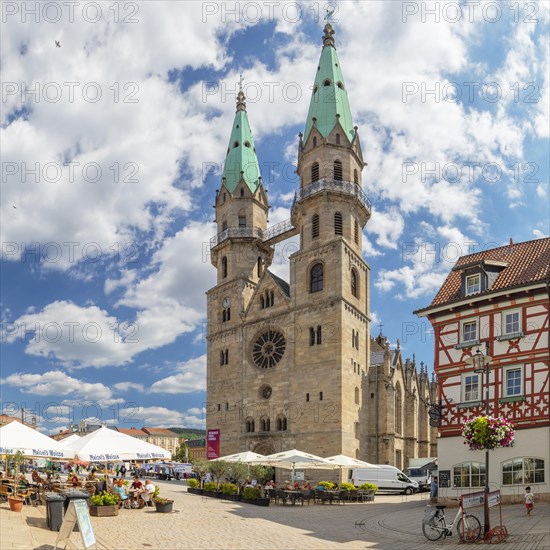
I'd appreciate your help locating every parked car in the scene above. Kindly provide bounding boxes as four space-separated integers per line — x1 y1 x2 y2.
349 466 419 495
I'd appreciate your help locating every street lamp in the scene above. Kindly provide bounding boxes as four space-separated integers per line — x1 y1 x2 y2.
465 344 492 536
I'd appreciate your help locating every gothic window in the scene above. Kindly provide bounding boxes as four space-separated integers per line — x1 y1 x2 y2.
354 169 358 185
222 256 227 279
260 417 270 432
354 220 359 244
240 188 244 197
257 257 262 278
334 160 343 181
355 387 359 404
351 268 358 297
222 308 230 322
316 325 322 345
309 327 315 346
276 415 287 431
312 214 320 239
336 133 340 145
355 330 359 350
260 296 265 309
310 263 324 292
222 219 227 231
252 330 286 369
223 193 226 203
245 418 255 433
311 162 319 183
270 290 274 306
334 212 343 235
395 384 402 434
238 215 246 228
313 136 317 148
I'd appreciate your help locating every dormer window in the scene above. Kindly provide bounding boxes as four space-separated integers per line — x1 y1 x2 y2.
323 79 331 87
466 274 480 295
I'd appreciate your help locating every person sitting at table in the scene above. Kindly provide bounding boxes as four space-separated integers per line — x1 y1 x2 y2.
130 476 142 497
303 482 312 490
69 473 81 487
113 479 128 506
293 481 301 490
32 470 43 484
283 481 293 490
316 483 326 491
332 482 339 490
140 479 156 507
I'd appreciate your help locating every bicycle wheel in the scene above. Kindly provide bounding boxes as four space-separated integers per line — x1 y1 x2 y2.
422 515 446 541
457 514 482 543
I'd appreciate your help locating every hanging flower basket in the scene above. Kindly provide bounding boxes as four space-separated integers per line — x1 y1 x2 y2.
462 415 515 450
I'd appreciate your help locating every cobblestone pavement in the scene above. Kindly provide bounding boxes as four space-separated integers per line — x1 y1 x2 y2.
1 480 548 550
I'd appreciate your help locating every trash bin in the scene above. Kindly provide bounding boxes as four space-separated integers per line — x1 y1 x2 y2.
62 489 91 513
45 492 65 532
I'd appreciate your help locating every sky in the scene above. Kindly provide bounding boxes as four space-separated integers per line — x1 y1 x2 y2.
1 1 549 434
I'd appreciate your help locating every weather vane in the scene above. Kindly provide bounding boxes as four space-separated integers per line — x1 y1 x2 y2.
324 5 335 21
238 74 244 91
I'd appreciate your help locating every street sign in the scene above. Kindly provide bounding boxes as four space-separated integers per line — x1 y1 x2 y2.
438 470 451 488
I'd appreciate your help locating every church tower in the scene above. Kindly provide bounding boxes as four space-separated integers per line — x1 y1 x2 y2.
206 23 372 465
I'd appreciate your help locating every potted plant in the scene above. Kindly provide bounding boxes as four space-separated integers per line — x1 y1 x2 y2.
203 481 219 497
241 486 269 507
153 488 174 513
220 482 239 501
186 477 202 495
7 451 25 512
462 415 515 450
90 491 119 516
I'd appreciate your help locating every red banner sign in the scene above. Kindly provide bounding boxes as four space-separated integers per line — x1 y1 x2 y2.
207 429 220 459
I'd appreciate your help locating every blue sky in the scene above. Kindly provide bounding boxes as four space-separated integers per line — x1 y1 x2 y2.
1 1 548 433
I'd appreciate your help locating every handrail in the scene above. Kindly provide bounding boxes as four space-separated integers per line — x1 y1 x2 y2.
263 218 294 241
209 227 265 247
292 179 372 213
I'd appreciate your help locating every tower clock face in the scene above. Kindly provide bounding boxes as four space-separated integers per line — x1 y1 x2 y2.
252 330 286 369
222 297 231 308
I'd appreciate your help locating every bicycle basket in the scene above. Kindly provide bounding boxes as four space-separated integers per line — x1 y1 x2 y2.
423 507 439 525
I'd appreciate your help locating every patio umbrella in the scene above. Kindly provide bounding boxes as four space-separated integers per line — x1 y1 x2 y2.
0 421 75 460
216 451 265 463
62 434 82 445
249 449 337 481
65 426 171 462
324 455 380 468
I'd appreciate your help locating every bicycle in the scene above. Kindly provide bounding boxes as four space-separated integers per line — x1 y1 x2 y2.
422 499 482 543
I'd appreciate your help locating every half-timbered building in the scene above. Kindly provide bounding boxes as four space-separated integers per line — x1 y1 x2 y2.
416 238 550 502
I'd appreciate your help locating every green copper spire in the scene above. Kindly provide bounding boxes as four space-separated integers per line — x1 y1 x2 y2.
303 23 355 144
222 89 261 194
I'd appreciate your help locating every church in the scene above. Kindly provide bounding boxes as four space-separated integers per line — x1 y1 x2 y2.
206 23 436 471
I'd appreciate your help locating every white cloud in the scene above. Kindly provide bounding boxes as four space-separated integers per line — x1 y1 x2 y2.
113 382 145 393
150 355 206 394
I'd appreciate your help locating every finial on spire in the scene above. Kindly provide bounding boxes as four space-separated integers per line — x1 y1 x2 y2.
236 90 246 112
322 23 335 47
238 73 244 91
378 322 384 336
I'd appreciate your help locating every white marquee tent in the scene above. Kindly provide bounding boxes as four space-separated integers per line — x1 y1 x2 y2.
65 426 171 462
0 421 75 460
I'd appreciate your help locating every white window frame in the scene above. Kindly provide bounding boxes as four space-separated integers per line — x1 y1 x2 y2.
461 373 480 402
502 308 521 336
461 318 478 344
503 365 523 398
465 274 481 296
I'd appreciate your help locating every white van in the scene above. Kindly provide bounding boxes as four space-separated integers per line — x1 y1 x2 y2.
349 466 419 495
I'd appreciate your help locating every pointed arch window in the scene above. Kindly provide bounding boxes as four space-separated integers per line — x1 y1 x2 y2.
260 417 270 432
334 160 343 181
334 212 343 235
310 263 324 293
313 136 317 148
222 307 230 322
395 384 402 434
240 188 244 197
276 415 287 431
312 213 320 239
311 162 319 183
354 169 359 185
260 296 265 310
354 220 359 244
351 268 358 298
257 257 262 278
245 418 255 433
336 133 340 145
222 256 227 279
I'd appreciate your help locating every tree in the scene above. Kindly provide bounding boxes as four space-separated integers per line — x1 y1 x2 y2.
174 439 188 462
227 463 248 493
208 460 228 488
192 459 209 488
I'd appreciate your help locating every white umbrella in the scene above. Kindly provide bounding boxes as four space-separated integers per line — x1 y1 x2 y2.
65 426 171 462
62 434 82 445
216 451 265 463
249 449 337 481
0 421 75 460
324 455 380 468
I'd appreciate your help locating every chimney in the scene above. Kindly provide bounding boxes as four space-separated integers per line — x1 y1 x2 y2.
509 237 513 251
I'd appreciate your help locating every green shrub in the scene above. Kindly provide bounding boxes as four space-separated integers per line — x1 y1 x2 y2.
221 482 238 495
91 491 119 506
340 482 357 492
203 481 218 492
187 478 200 489
318 481 334 490
242 487 261 500
359 482 378 493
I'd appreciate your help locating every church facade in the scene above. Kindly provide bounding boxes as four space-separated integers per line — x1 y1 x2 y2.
205 24 436 470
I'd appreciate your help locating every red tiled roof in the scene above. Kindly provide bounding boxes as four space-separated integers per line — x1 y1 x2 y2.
142 427 178 436
0 415 21 423
117 428 148 437
426 238 550 309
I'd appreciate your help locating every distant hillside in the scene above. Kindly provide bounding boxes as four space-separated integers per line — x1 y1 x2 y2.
169 427 206 439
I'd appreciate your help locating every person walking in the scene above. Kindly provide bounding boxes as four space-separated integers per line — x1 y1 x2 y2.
120 464 127 479
430 476 438 503
524 486 535 515
115 464 120 478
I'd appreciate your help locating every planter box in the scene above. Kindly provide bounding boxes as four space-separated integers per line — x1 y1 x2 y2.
221 494 240 501
187 488 203 496
90 505 119 517
204 491 222 498
241 498 270 507
154 500 173 513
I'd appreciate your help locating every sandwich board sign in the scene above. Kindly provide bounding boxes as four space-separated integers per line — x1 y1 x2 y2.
55 499 96 550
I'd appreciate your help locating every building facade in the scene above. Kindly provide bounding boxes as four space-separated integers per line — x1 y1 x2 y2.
142 427 180 457
206 23 435 472
416 238 550 502
186 438 206 461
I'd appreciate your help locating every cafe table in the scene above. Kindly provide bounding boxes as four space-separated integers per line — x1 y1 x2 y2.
283 490 304 506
